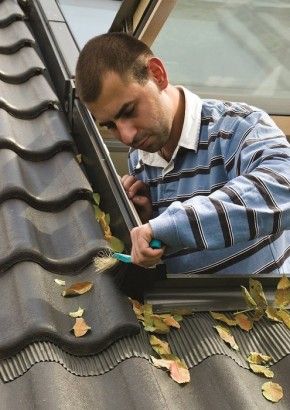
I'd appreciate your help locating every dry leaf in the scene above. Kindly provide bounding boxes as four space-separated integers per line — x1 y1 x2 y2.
249 363 274 378
72 317 91 337
149 335 171 356
69 307 85 318
169 360 190 384
129 298 143 316
163 316 181 329
54 278 66 286
92 193 100 205
249 279 268 309
235 313 253 332
214 325 239 351
247 352 272 365
262 381 283 403
265 306 283 322
151 315 170 334
108 235 125 253
151 356 190 384
253 308 264 322
211 311 237 326
277 309 290 329
241 285 257 308
275 274 290 308
171 309 193 316
62 281 93 297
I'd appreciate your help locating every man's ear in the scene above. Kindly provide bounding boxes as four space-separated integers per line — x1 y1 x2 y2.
147 57 168 90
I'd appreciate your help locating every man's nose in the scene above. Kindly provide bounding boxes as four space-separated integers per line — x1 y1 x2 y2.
114 120 137 145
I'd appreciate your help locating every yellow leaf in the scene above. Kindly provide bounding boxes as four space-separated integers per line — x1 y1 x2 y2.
69 307 85 318
247 352 272 365
61 281 93 297
277 309 290 329
249 363 274 378
265 306 283 322
211 311 237 326
92 193 100 205
129 298 143 316
249 279 268 309
72 317 91 337
171 309 193 316
149 335 171 355
151 315 170 334
241 285 257 308
262 382 283 403
108 236 125 253
214 325 239 351
275 275 290 308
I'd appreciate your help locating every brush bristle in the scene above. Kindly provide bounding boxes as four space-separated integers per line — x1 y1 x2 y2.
94 249 119 273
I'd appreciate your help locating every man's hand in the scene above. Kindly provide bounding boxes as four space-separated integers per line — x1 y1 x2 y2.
130 223 165 268
121 175 152 223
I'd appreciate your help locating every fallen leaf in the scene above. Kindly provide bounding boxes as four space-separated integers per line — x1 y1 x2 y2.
249 363 274 378
92 193 100 205
275 274 290 308
241 285 257 308
211 311 237 326
149 335 171 355
72 317 91 337
214 325 239 351
253 308 264 322
129 298 143 316
151 356 190 384
108 236 125 253
247 352 272 365
235 313 253 332
62 281 93 297
277 309 290 329
162 316 181 329
69 307 85 318
151 315 170 334
54 278 66 286
169 360 190 384
171 309 193 316
76 154 82 163
262 381 283 403
249 279 268 309
265 306 283 322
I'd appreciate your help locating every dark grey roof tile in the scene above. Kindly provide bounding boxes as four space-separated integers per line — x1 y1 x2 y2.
0 0 24 28
0 46 45 83
0 199 108 272
0 110 74 160
0 20 34 53
0 262 139 361
0 149 92 209
0 75 59 118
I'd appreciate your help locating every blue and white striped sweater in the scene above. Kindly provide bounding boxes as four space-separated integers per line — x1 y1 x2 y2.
128 99 290 274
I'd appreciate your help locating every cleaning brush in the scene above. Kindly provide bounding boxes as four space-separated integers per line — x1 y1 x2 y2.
94 238 162 273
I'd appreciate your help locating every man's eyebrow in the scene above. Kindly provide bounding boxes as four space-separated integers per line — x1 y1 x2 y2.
99 101 133 127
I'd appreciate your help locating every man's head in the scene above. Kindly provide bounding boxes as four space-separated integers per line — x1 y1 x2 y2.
75 33 181 153
75 32 153 104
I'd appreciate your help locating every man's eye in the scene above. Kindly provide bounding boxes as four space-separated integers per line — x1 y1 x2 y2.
123 107 134 118
100 121 116 130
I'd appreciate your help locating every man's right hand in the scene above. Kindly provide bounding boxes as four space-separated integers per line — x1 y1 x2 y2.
121 174 153 223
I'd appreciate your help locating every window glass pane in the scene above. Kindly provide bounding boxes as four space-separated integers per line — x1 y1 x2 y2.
151 0 290 115
58 0 121 48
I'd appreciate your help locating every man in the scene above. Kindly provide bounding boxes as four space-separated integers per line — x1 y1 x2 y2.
75 32 290 275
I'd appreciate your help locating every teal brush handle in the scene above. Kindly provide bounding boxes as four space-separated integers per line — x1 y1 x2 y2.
113 239 162 264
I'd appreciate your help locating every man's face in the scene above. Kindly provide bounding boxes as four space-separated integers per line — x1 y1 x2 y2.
86 71 173 153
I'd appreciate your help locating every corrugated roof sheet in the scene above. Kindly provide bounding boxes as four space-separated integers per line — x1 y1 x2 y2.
0 1 289 409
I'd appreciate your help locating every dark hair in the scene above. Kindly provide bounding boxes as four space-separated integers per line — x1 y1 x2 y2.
75 32 154 103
